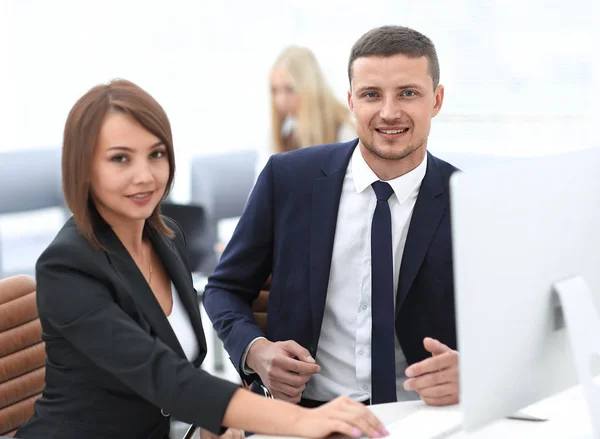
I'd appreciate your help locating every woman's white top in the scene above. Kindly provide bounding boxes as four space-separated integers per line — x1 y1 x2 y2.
167 283 200 362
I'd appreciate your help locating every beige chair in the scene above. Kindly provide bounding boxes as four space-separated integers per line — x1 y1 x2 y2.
0 275 46 437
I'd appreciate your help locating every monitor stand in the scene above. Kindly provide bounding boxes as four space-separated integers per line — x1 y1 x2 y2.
506 409 548 422
554 276 600 438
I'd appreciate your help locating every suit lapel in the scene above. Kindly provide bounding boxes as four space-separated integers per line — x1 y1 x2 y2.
95 216 206 360
396 152 447 313
148 227 208 362
98 225 185 358
309 142 356 340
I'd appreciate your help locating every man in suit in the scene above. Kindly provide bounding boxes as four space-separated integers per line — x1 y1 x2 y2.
204 25 460 408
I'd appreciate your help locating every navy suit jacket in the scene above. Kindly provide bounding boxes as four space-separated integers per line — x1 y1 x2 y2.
204 140 458 386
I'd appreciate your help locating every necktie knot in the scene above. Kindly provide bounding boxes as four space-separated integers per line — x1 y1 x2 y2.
372 181 394 201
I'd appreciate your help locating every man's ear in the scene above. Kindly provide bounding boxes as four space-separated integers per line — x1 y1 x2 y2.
432 84 445 117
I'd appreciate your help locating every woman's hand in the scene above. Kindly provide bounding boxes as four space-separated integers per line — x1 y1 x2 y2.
295 396 389 438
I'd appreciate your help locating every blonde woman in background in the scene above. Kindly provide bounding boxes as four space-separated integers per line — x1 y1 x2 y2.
252 46 355 179
269 46 355 153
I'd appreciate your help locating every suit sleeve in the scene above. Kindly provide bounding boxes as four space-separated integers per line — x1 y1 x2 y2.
203 156 275 382
36 244 239 434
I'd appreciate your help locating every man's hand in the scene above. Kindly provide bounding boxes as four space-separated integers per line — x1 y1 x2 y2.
200 428 244 439
403 337 459 406
246 339 321 403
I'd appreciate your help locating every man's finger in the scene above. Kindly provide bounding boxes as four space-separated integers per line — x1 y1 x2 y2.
273 354 321 375
282 340 317 364
405 351 458 377
403 369 453 391
423 337 451 356
220 428 241 439
269 380 306 399
269 367 312 387
200 429 218 439
413 382 456 399
422 393 458 406
226 429 244 439
271 388 302 403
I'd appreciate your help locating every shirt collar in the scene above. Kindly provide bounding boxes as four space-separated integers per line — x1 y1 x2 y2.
351 144 428 204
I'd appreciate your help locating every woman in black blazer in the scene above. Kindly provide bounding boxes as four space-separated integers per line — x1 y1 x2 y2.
15 80 386 439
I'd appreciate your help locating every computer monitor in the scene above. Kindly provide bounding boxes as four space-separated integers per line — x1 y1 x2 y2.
449 148 600 434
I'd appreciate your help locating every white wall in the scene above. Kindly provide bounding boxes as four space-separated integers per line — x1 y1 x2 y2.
5 0 600 200
1 1 17 151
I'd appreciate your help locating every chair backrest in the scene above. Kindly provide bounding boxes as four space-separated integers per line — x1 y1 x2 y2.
160 202 217 275
252 277 271 335
0 275 45 438
190 150 257 223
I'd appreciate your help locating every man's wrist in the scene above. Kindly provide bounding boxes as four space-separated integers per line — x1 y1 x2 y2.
246 338 271 373
241 337 268 375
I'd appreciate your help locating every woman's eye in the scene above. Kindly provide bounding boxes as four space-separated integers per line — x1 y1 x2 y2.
151 150 166 159
111 155 127 163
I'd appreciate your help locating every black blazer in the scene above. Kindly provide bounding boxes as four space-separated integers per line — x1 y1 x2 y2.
204 141 458 386
16 214 239 439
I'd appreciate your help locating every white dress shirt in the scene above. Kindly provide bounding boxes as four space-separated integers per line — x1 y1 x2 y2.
167 283 200 362
303 146 427 402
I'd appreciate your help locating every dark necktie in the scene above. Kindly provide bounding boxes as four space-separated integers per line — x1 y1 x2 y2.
370 181 397 404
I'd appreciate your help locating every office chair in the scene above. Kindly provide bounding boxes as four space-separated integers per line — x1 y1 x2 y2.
190 150 257 245
160 202 217 275
0 275 45 438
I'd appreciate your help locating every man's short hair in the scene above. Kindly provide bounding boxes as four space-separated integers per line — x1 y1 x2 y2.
348 25 440 89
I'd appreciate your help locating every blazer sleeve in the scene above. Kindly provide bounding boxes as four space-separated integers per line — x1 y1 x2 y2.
203 156 275 380
36 242 239 434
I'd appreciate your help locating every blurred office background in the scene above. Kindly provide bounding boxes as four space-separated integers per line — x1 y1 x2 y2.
1 0 599 378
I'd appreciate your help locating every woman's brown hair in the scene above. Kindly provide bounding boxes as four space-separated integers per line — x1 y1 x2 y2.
62 79 175 248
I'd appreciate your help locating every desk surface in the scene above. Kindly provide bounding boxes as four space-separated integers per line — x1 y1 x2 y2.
251 384 594 438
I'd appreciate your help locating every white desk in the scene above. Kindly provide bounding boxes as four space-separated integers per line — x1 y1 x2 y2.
189 276 595 438
251 384 594 439
448 384 594 438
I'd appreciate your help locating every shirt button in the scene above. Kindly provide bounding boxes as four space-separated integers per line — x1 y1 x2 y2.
362 304 368 310
358 349 364 356
362 385 369 391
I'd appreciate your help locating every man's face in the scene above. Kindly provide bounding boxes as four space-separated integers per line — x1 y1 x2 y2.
348 54 444 163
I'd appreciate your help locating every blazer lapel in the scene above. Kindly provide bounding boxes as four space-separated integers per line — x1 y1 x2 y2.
309 142 356 341
396 152 448 313
148 227 208 364
97 224 186 358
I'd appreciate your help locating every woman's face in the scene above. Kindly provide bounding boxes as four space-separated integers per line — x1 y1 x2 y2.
270 67 298 117
90 112 170 227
